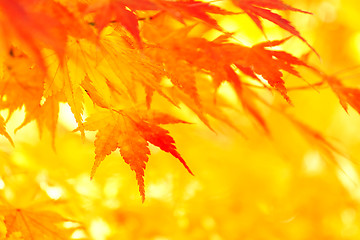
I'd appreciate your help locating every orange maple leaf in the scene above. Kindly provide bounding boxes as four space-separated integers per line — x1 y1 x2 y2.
0 50 44 121
79 109 192 201
86 0 142 45
148 27 307 103
326 75 360 115
0 0 67 71
154 0 234 30
86 0 233 46
231 0 317 54
0 206 77 240
240 38 309 103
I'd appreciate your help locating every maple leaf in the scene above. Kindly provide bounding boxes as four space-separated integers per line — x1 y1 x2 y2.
37 1 93 40
79 109 192 201
0 0 67 71
142 21 308 133
0 50 60 145
231 0 317 54
99 31 174 104
134 119 193 175
0 206 77 240
149 25 306 103
118 128 150 202
42 46 85 137
154 0 234 30
235 38 308 103
86 0 232 47
86 0 142 45
325 75 360 115
0 51 44 121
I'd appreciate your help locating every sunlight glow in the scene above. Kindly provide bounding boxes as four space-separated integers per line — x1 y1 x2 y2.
153 237 169 240
74 174 101 197
147 179 173 200
104 199 120 209
38 173 64 200
71 229 87 239
337 158 359 185
90 218 111 240
58 103 79 131
40 96 46 106
340 208 359 237
210 234 223 240
0 178 4 190
4 188 14 202
220 18 239 33
303 151 324 175
202 216 216 230
104 177 120 198
352 32 360 62
184 180 202 200
12 151 29 167
174 208 189 229
255 74 268 86
217 81 238 105
45 185 63 200
161 77 174 87
64 221 81 228
103 177 121 209
341 208 356 225
336 157 360 201
317 1 338 23
178 103 204 126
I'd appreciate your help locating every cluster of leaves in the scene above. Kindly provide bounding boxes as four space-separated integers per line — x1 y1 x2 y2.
0 1 359 237
0 0 357 198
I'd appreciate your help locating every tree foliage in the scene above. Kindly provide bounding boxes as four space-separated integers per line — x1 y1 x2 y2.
0 0 359 239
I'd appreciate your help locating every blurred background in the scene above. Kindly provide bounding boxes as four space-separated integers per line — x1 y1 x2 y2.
1 0 360 239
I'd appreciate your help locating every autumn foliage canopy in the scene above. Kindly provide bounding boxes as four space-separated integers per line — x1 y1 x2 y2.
0 0 360 239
